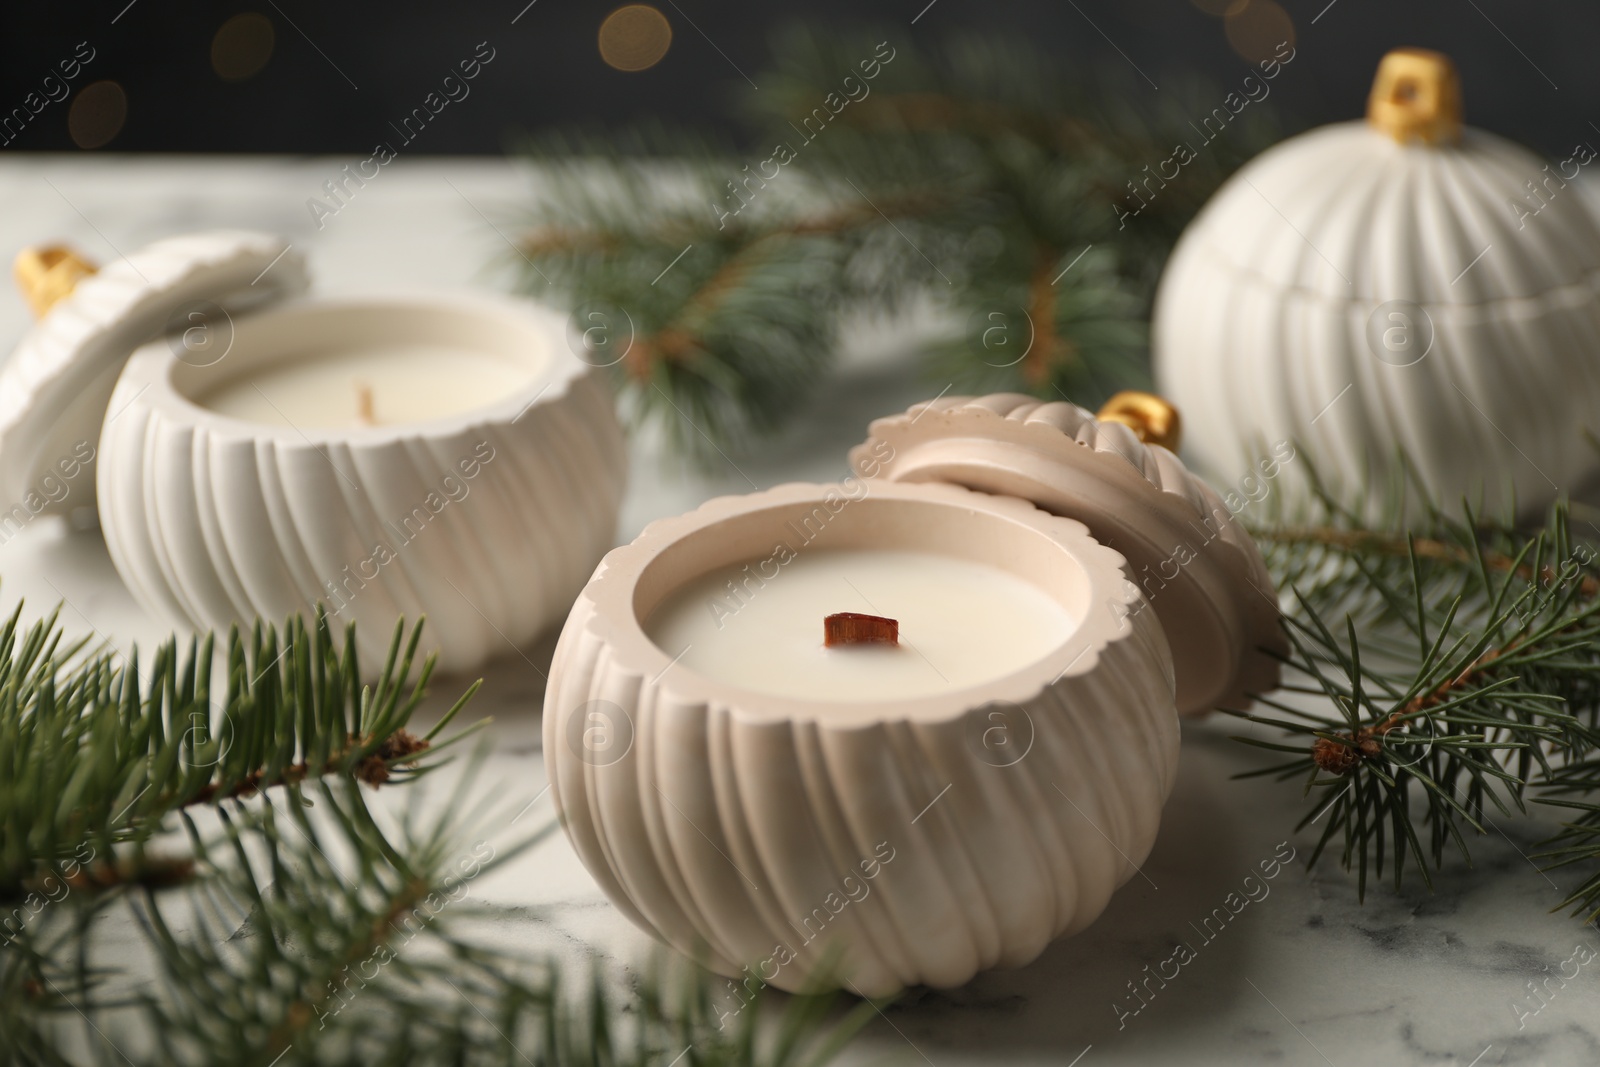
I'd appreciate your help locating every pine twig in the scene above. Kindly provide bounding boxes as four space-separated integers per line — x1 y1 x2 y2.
0 603 480 902
0 593 875 1065
1236 486 1600 908
1258 525 1600 600
509 27 1283 458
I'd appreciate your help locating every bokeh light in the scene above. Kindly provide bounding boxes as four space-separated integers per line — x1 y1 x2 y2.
599 5 672 72
68 81 127 150
1225 0 1296 64
212 13 276 82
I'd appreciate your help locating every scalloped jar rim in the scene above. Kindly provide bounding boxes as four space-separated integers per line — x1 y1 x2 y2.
117 289 592 443
578 479 1146 726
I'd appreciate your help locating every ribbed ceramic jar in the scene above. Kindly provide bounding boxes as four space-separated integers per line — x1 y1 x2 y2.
1154 49 1600 519
98 291 627 675
544 479 1179 996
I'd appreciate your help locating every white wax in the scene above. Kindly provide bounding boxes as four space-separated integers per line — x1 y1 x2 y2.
645 548 1076 702
200 346 535 428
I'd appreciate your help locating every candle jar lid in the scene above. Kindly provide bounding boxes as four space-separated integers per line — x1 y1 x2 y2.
849 393 1284 714
0 230 307 514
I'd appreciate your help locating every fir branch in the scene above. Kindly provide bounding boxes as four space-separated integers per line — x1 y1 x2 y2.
1256 524 1600 601
3 760 875 1066
508 27 1285 458
1235 487 1600 908
0 602 480 902
0 592 874 1065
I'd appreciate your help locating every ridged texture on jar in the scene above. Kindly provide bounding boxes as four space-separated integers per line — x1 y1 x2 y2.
543 482 1179 996
97 362 626 676
1153 121 1600 518
850 393 1284 716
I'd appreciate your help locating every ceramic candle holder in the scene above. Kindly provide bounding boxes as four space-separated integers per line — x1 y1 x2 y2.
545 480 1178 996
545 393 1284 995
0 230 626 676
98 290 626 674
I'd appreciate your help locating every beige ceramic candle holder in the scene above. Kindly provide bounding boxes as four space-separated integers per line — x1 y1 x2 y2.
545 393 1284 995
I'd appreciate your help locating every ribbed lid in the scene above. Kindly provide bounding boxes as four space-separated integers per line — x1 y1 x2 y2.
0 230 307 513
849 393 1285 715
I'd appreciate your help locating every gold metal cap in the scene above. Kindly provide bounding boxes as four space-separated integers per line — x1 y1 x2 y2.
1367 48 1462 145
14 245 98 319
1096 390 1182 452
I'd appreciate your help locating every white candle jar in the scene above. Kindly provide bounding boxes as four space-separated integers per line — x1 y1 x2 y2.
545 394 1282 996
0 231 626 674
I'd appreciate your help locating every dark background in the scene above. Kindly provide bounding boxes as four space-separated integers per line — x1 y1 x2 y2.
0 0 1589 156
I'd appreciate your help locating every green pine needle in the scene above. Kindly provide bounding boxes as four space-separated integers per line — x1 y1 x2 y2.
507 27 1286 460
0 600 873 1065
1235 477 1600 914
0 603 481 904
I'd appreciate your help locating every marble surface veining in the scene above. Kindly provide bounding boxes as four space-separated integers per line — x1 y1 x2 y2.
1 155 1598 1066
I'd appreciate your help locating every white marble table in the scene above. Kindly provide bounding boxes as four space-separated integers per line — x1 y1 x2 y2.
2 155 1596 1067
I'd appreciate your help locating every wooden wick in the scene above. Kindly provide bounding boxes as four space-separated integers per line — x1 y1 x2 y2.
356 383 376 426
824 612 899 647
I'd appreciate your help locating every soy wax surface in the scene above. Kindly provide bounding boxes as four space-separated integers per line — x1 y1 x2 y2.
201 346 535 428
645 548 1077 702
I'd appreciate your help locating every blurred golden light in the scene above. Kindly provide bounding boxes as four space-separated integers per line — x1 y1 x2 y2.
68 81 127 150
1225 0 1296 64
599 5 672 72
212 13 276 82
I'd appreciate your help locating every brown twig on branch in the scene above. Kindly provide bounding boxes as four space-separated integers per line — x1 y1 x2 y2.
263 876 435 1063
1258 526 1600 600
518 189 947 265
181 730 430 806
624 247 763 381
1023 245 1072 386
1311 642 1515 776
827 91 1103 153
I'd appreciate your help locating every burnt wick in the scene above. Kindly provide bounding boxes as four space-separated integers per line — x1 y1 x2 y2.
824 612 899 648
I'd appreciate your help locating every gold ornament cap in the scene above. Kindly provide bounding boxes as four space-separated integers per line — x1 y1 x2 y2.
0 231 308 519
1366 47 1462 145
1096 390 1182 452
14 245 98 318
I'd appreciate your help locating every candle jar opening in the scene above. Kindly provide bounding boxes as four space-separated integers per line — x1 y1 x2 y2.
162 294 557 431
600 483 1139 721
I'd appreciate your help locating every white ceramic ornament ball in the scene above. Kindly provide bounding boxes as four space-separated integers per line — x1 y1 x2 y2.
544 394 1284 996
1154 48 1600 520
